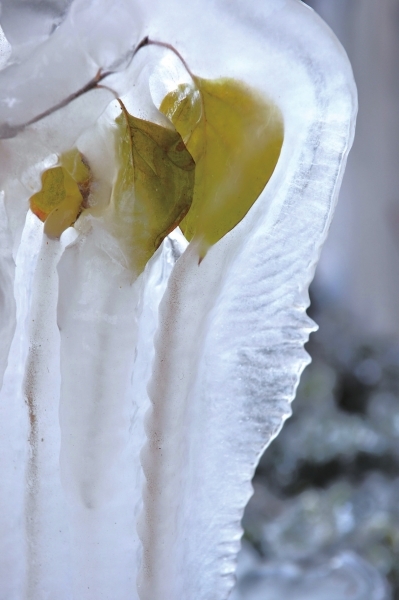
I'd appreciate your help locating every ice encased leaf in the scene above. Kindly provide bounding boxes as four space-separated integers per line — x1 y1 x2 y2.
109 100 194 274
160 77 284 259
138 1 357 599
29 159 86 238
0 0 356 599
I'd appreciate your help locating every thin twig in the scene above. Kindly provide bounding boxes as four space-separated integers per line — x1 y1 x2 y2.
0 36 151 139
0 35 193 140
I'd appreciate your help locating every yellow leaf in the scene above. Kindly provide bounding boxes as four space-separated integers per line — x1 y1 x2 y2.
60 148 92 206
160 78 284 259
109 100 195 274
29 149 92 238
44 194 84 239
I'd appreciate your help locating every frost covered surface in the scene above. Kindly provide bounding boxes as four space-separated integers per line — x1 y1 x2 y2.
0 1 356 599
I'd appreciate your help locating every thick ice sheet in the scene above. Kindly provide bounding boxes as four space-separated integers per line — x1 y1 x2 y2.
0 0 356 599
139 1 356 598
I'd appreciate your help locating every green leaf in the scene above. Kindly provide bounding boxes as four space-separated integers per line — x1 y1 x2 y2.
109 100 195 274
160 78 284 259
29 149 91 239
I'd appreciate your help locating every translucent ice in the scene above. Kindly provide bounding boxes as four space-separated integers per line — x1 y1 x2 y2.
0 1 356 599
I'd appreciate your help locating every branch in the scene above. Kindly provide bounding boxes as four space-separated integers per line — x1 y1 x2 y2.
0 36 151 140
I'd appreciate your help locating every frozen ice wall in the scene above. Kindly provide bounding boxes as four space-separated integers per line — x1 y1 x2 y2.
0 1 356 599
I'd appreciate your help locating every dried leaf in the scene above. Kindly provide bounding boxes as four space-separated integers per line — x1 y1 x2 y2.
109 100 195 274
160 78 284 259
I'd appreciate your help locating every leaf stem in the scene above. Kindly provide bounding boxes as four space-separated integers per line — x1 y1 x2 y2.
142 38 195 79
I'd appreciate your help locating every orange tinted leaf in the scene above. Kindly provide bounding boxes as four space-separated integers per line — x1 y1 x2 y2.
29 149 92 238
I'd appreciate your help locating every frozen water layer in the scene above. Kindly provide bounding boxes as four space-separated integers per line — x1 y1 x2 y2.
0 1 356 599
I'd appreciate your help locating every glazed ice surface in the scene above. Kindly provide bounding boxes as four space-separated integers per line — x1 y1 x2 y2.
0 1 356 599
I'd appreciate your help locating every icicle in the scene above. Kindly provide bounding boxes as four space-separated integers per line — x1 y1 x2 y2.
24 233 71 598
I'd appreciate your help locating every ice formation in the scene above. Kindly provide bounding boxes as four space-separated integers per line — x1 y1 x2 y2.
0 0 357 599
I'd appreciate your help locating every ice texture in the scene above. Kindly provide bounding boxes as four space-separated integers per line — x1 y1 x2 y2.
0 24 11 70
0 1 356 599
0 0 72 64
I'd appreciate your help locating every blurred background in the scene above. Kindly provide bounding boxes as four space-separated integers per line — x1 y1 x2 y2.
234 2 399 599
